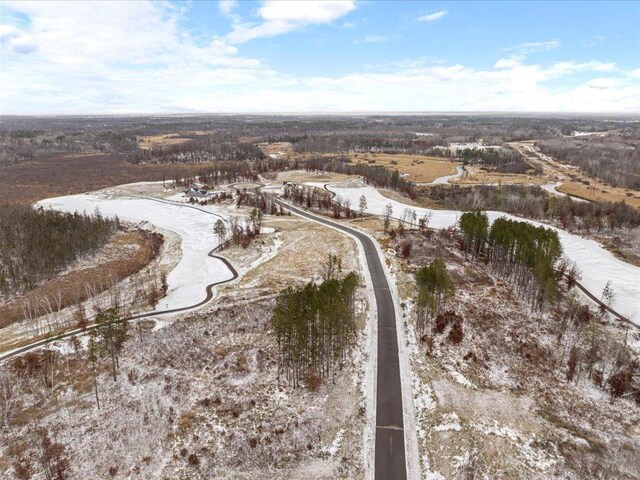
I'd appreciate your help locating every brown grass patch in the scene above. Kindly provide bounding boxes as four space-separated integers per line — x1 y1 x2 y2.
0 229 161 331
138 133 195 149
455 165 545 186
347 153 459 183
558 182 640 208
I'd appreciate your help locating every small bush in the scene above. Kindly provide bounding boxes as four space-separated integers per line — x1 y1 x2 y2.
448 321 464 344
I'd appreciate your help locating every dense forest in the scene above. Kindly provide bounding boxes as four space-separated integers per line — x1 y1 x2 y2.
0 205 118 295
271 262 358 388
423 184 640 232
130 138 266 164
292 132 447 154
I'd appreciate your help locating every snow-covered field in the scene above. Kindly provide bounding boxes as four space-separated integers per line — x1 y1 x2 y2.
324 181 640 324
37 193 234 311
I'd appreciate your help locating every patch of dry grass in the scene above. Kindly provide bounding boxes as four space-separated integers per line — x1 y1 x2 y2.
347 153 459 183
138 133 194 149
558 181 640 208
455 165 545 186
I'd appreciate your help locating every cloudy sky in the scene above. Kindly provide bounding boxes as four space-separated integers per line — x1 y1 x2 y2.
1 0 638 114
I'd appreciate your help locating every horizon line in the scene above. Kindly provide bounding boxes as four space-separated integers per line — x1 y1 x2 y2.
1 110 639 118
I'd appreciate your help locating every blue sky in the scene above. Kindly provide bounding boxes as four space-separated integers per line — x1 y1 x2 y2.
1 1 638 114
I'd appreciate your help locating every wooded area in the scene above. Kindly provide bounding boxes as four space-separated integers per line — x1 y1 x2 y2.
271 261 358 388
0 205 118 295
423 184 640 232
537 131 640 189
459 212 563 310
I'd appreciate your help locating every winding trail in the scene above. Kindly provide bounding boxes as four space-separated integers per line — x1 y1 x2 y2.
275 198 409 480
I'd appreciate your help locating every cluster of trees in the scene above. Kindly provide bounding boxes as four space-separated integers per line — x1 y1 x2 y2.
414 258 455 336
236 189 285 217
460 212 563 310
283 185 338 213
0 205 118 295
169 157 292 187
459 210 489 258
283 185 369 220
424 184 640 232
456 147 530 174
272 257 358 388
537 134 640 189
306 156 417 198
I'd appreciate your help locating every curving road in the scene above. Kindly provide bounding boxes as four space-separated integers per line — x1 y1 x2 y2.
275 199 407 480
0 247 238 363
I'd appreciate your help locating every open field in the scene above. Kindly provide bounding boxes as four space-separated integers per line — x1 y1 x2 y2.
558 182 640 208
0 153 215 205
138 132 195 149
346 153 460 184
258 141 294 159
453 164 545 186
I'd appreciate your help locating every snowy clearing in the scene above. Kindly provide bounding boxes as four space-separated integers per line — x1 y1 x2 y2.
37 192 234 311
324 181 640 324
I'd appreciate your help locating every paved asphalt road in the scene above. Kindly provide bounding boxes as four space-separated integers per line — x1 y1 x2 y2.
277 200 407 480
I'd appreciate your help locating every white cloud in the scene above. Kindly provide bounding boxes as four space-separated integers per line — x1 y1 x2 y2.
0 24 37 54
418 10 447 23
226 0 355 43
0 1 637 114
218 0 238 16
355 35 394 44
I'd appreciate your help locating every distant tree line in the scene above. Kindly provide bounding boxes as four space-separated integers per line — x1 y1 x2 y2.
0 129 138 167
0 205 118 295
424 184 640 232
306 156 417 198
272 258 358 388
292 132 447 155
130 139 266 164
537 134 640 189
